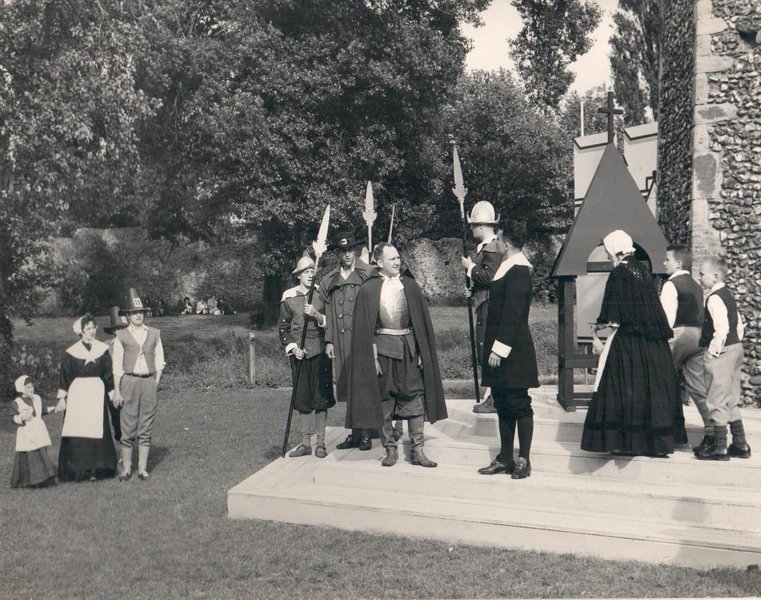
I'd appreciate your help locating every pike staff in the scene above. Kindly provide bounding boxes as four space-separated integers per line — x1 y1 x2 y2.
281 204 331 457
387 203 396 243
363 181 376 253
452 145 481 403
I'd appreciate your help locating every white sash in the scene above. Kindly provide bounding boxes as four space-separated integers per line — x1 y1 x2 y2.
593 329 618 392
61 377 104 439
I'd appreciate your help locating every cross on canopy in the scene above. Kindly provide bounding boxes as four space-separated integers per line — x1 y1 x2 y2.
598 91 623 144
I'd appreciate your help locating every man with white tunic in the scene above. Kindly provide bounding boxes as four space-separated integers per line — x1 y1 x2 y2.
112 289 166 481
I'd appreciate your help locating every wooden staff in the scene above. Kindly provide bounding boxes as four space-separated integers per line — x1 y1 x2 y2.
452 145 481 403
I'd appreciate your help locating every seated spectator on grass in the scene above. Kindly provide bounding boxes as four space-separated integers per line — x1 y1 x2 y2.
218 297 236 315
196 298 208 315
207 294 221 316
156 299 167 317
143 295 154 318
180 297 194 315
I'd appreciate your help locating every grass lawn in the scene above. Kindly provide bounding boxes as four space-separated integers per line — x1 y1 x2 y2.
2 387 760 599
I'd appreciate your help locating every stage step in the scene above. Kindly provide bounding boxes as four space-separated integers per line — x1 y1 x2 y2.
227 391 761 569
313 456 761 532
229 473 761 569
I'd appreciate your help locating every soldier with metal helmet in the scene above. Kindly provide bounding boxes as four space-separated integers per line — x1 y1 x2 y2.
279 254 335 458
460 200 505 414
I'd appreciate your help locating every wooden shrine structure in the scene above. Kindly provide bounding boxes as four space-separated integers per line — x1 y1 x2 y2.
552 141 669 411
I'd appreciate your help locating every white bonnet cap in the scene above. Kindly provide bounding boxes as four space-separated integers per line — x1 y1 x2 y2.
603 230 635 256
72 315 86 336
15 375 31 394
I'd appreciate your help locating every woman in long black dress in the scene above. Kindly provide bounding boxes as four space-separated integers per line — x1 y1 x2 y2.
581 230 687 456
55 314 118 481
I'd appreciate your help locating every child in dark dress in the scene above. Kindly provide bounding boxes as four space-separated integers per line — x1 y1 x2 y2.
10 376 57 488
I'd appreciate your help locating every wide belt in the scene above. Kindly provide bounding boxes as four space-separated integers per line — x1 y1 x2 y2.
375 327 413 336
125 372 155 379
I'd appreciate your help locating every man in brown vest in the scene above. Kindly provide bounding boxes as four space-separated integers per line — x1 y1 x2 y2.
112 289 166 480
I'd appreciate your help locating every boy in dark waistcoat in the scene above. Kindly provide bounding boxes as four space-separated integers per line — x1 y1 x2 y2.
340 243 447 468
461 200 506 414
280 254 335 458
112 289 166 481
695 256 750 460
660 246 712 450
477 226 539 480
319 232 374 451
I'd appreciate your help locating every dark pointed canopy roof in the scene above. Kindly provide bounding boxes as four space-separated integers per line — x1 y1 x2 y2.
553 143 668 277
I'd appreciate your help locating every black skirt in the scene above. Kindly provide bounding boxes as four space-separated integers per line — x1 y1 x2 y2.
58 398 118 481
581 331 687 456
290 354 335 414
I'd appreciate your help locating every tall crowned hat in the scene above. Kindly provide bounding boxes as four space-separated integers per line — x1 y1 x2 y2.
119 288 151 316
466 201 500 225
292 251 316 276
104 306 129 334
332 231 365 251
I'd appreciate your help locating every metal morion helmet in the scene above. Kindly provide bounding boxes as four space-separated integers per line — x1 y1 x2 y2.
292 252 315 276
466 201 500 225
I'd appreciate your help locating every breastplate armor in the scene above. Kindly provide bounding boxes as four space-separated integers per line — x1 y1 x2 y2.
379 280 410 329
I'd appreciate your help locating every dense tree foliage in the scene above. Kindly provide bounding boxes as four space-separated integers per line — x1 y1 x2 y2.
609 0 660 125
0 1 157 384
2 0 586 348
509 0 601 110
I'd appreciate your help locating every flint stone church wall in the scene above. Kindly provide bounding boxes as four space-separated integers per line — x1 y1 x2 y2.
660 0 761 405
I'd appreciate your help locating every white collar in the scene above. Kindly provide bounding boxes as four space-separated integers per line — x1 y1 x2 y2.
340 265 355 279
477 234 498 254
709 282 726 294
668 269 690 280
381 273 401 280
128 324 149 333
493 252 532 281
66 339 109 364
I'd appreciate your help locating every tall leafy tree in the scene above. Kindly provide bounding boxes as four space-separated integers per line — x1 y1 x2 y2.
0 0 157 387
442 70 574 297
164 0 488 316
609 0 660 125
509 0 601 110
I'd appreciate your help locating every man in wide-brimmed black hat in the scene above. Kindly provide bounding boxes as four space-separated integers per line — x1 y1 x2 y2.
317 231 375 450
112 288 166 481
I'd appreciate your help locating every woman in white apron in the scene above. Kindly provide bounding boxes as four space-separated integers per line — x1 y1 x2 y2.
55 314 118 481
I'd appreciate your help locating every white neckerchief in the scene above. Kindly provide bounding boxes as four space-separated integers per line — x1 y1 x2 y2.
66 339 109 365
709 282 726 294
668 269 690 281
381 273 404 290
492 252 533 281
477 234 498 254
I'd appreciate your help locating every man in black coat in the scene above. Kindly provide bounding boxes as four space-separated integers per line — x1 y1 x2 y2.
478 227 539 480
340 243 447 468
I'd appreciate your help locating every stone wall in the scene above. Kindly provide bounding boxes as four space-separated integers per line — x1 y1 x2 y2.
657 0 696 245
679 0 760 404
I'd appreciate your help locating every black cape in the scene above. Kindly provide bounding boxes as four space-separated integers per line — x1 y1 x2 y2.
341 270 447 429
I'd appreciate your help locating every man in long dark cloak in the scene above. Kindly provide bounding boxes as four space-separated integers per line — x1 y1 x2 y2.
318 231 374 450
340 243 447 467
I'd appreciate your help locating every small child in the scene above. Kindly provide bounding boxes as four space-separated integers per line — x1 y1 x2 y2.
279 253 335 458
695 256 751 460
11 376 57 488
